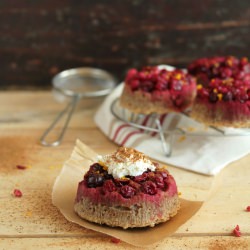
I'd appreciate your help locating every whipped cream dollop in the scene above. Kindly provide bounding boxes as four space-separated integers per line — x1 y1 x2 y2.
97 147 156 179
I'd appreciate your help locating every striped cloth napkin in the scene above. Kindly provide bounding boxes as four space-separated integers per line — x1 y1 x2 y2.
94 82 250 176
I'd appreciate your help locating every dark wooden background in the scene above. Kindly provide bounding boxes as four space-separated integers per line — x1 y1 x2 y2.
0 0 250 90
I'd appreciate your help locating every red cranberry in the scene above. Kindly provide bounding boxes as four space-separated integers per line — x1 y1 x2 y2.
220 67 233 78
247 89 250 99
223 92 233 101
142 181 157 195
103 180 116 192
126 68 138 80
114 178 130 187
155 80 167 90
16 165 27 170
130 80 140 90
133 173 148 182
237 93 249 103
86 173 104 188
120 185 136 198
155 174 165 189
13 189 22 197
209 92 218 103
128 180 141 190
141 81 155 92
156 170 168 179
147 171 155 180
163 178 169 190
171 80 183 91
198 88 209 97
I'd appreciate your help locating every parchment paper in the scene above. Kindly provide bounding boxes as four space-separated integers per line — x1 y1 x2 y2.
52 139 203 247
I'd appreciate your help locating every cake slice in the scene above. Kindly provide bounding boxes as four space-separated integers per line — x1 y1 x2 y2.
120 66 197 114
74 147 180 229
188 56 250 127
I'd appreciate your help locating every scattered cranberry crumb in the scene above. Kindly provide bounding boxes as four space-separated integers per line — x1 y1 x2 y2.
16 165 27 170
110 237 121 244
13 189 22 197
233 225 241 237
246 206 250 212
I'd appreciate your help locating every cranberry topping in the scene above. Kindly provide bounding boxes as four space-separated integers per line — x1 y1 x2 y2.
142 181 157 195
188 56 250 103
155 174 165 189
125 66 196 93
86 173 105 187
120 185 136 198
103 180 116 192
133 173 148 182
82 163 171 198
114 178 130 187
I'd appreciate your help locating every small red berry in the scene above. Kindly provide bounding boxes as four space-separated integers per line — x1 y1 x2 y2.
142 181 157 195
246 206 250 212
233 225 241 237
103 180 116 192
155 174 165 189
16 165 27 170
133 173 148 182
13 189 22 197
120 185 136 198
111 237 121 244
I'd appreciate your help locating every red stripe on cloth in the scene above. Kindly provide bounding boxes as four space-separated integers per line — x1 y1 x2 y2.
141 115 150 126
112 124 131 141
120 130 142 146
138 115 151 132
113 114 153 145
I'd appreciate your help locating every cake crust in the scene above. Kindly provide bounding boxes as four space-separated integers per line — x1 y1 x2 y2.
74 193 180 229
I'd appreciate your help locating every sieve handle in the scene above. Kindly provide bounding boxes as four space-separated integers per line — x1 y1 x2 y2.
40 95 80 146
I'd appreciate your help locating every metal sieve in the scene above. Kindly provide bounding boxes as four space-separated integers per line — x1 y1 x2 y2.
40 67 117 146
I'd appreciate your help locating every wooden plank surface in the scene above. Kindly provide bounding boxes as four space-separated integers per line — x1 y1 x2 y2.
0 91 250 249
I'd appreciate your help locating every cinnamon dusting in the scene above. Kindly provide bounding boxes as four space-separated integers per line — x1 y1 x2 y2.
109 147 149 164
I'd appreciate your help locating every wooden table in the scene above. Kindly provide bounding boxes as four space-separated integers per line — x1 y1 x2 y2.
0 91 250 250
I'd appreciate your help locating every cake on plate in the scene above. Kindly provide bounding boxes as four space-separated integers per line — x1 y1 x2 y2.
188 56 250 127
120 66 197 114
74 147 180 229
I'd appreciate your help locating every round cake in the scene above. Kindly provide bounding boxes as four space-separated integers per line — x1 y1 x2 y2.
120 66 197 114
188 56 250 127
74 147 180 229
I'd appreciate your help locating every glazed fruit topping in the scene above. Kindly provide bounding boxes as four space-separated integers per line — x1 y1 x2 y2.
142 181 157 195
120 185 136 198
84 163 169 198
188 56 250 103
125 66 196 93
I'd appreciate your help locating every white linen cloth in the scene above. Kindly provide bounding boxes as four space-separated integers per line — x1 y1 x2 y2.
94 82 250 176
